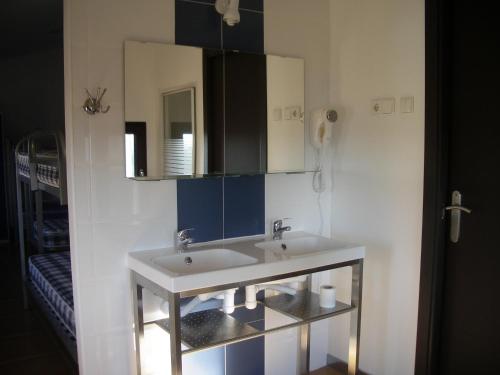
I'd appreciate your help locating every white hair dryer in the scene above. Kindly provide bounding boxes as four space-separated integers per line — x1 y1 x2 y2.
310 109 337 150
310 109 337 193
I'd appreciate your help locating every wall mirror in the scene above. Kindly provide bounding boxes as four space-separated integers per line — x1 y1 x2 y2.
124 41 306 180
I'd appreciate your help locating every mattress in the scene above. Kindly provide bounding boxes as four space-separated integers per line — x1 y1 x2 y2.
28 252 75 337
16 152 30 178
17 151 60 188
33 217 70 250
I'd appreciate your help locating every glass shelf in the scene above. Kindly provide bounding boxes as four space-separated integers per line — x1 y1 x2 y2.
127 170 316 181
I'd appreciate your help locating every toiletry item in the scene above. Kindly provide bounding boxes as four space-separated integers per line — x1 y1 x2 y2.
319 285 336 308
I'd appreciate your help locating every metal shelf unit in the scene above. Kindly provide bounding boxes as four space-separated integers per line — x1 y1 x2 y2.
153 292 354 355
132 258 363 375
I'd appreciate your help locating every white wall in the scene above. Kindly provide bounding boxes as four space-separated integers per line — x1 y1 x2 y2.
264 0 332 238
264 1 333 371
328 0 425 374
64 0 424 373
64 0 331 373
64 1 177 374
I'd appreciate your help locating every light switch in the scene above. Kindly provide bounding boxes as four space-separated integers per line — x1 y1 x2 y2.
382 98 395 114
400 96 414 113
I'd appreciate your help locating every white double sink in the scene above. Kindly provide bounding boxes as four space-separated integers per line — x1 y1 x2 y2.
128 232 365 293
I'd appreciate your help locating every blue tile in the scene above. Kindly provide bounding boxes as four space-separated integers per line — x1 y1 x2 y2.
226 332 265 375
239 0 263 12
175 0 222 49
177 178 223 242
222 10 263 53
223 175 265 238
230 303 264 323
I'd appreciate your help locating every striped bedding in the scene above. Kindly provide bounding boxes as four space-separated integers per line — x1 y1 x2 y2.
32 217 70 250
28 252 75 337
16 151 60 188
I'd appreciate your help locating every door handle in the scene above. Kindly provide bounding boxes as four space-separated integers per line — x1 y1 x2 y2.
442 190 471 243
443 205 472 214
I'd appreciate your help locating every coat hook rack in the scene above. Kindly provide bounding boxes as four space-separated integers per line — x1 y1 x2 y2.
83 87 110 115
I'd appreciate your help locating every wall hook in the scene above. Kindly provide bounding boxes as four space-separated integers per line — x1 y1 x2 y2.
83 87 110 115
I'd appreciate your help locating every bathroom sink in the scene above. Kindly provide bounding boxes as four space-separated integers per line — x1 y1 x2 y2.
152 248 258 276
128 231 364 292
255 236 338 257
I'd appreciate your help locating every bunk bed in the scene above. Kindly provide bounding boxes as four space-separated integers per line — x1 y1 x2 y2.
15 131 76 361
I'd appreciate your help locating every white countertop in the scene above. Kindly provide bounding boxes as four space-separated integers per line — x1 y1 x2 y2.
127 231 365 293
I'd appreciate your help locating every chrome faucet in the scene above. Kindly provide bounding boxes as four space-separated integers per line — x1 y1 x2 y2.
273 219 291 240
176 228 194 252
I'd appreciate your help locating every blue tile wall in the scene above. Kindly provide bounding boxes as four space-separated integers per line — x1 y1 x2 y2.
223 175 265 238
222 10 264 53
177 178 223 242
226 321 265 375
175 0 221 49
239 0 263 11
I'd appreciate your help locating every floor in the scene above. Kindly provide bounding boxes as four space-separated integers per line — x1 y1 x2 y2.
0 242 78 374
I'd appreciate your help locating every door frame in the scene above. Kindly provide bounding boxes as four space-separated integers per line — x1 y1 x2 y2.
415 0 450 373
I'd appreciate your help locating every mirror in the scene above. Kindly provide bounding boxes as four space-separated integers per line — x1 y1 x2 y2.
124 41 305 179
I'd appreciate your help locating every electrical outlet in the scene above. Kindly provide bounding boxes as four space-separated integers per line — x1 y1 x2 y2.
372 98 395 115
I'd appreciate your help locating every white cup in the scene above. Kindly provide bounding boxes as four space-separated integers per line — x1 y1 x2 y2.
319 285 336 308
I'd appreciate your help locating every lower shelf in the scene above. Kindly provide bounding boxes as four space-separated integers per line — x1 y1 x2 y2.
264 291 353 322
154 291 354 354
155 309 259 351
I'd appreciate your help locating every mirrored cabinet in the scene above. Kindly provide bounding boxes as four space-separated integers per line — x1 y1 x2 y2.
124 41 305 180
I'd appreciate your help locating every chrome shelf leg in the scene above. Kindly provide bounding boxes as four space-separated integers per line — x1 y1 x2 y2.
348 260 363 375
299 323 311 375
168 292 182 375
132 277 144 375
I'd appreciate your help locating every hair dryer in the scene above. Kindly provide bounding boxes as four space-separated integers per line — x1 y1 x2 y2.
310 109 337 150
310 109 337 192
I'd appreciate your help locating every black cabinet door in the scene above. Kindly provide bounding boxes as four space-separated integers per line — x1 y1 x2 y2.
204 50 225 175
224 52 267 175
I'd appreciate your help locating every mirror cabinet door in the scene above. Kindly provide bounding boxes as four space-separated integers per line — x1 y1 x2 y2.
224 51 267 175
125 42 205 178
266 55 305 173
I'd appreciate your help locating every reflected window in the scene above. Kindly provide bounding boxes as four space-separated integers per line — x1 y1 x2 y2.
125 134 135 178
162 88 195 175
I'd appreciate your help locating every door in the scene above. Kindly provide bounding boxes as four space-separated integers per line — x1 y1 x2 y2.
439 1 499 373
416 0 500 374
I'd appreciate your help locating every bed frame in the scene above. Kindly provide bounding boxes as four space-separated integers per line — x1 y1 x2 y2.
15 131 68 262
14 131 75 362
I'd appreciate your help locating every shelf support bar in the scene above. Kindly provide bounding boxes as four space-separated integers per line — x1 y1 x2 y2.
299 274 312 374
299 323 311 374
168 291 183 375
348 260 364 375
132 274 144 375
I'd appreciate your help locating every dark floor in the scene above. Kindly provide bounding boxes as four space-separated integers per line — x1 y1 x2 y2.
0 242 77 374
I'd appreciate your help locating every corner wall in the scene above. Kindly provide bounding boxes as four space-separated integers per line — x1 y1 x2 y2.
328 0 425 374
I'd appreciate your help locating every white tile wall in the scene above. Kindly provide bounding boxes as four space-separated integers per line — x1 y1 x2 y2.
65 0 333 373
